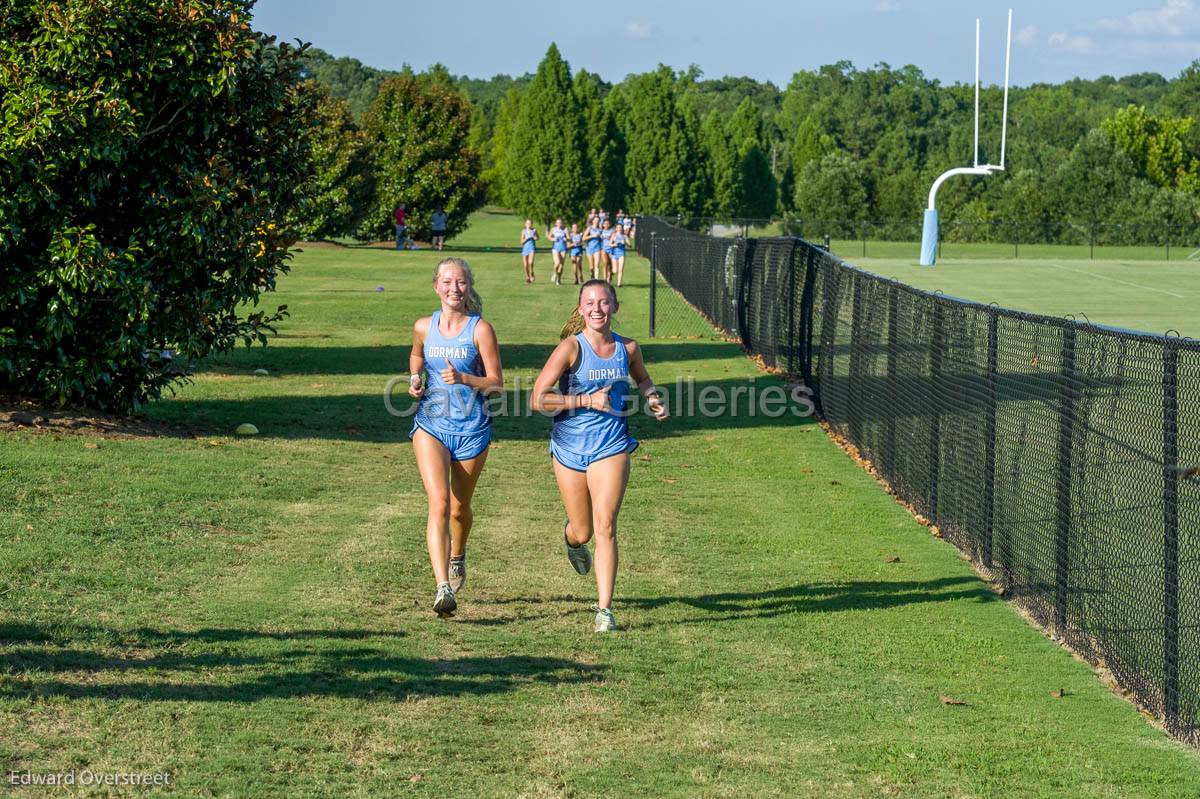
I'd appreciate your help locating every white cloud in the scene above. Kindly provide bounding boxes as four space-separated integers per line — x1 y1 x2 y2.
1016 25 1039 47
1048 31 1097 55
625 21 653 39
1096 0 1200 37
875 1 901 11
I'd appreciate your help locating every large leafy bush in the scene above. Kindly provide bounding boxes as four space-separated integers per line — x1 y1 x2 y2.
0 0 317 410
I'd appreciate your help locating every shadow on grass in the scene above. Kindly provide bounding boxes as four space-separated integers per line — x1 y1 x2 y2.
479 577 995 627
0 623 604 702
201 341 749 376
146 376 820 442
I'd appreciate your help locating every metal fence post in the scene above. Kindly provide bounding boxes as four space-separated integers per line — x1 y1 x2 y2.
787 242 798 372
649 232 658 339
848 273 865 446
1055 326 1077 634
928 302 944 523
983 312 999 569
885 285 899 477
1163 340 1180 727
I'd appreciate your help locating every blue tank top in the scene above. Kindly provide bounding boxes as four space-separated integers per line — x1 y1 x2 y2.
415 311 490 435
588 226 601 242
551 226 566 249
611 231 627 250
551 332 632 456
570 232 583 248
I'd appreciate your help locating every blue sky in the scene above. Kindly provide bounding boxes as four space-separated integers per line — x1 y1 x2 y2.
251 0 1200 87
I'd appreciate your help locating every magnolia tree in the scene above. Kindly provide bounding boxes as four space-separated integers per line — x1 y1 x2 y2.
0 0 318 410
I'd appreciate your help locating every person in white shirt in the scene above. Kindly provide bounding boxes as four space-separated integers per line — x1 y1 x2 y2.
431 206 449 251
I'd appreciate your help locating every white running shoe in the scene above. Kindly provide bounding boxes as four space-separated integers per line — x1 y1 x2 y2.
564 520 592 575
433 582 457 617
593 605 617 632
449 557 466 592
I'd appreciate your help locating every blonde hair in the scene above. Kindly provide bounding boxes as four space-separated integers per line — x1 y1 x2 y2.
434 257 483 316
560 279 617 339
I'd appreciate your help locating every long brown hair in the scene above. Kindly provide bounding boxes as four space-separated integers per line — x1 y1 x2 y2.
433 257 483 316
560 279 617 339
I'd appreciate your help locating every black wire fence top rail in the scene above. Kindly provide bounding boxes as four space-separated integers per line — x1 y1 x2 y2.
637 215 1200 746
654 215 1200 261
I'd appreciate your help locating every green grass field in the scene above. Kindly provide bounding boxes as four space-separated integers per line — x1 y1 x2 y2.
849 256 1200 338
3 212 1200 796
707 224 1200 337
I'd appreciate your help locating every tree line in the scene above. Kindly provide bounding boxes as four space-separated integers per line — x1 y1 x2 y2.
301 44 1200 245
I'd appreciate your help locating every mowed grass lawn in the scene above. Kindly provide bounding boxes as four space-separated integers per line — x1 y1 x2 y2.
855 255 1200 338
3 216 1200 797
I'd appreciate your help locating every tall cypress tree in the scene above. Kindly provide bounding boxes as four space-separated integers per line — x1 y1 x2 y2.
623 66 708 216
574 70 626 214
504 44 589 225
728 97 777 219
701 110 741 218
486 87 523 206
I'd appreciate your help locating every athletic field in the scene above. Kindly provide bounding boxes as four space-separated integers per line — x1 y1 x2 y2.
854 256 1200 338
3 220 1200 796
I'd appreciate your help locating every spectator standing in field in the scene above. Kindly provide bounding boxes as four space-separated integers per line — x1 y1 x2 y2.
431 206 449 251
394 203 408 250
520 219 539 283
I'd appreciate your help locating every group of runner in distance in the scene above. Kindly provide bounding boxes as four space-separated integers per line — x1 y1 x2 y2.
407 246 663 634
519 208 636 287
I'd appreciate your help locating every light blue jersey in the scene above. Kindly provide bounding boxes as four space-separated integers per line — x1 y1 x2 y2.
550 225 567 252
521 228 537 256
413 311 490 437
550 332 638 470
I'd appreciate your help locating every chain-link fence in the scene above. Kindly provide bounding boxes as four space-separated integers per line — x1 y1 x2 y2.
638 215 1200 746
650 216 1200 260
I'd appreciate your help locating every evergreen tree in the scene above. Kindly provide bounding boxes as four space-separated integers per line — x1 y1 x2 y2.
623 66 709 216
728 97 777 219
574 70 626 214
701 111 740 217
485 87 523 206
504 44 590 225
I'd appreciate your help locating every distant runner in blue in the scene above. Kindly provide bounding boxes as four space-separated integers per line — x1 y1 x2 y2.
607 224 628 288
584 214 603 280
532 279 668 632
599 218 614 282
568 222 585 285
549 217 568 285
519 219 538 284
408 257 504 618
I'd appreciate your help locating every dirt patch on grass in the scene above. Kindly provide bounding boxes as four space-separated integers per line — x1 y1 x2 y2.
1 395 201 440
